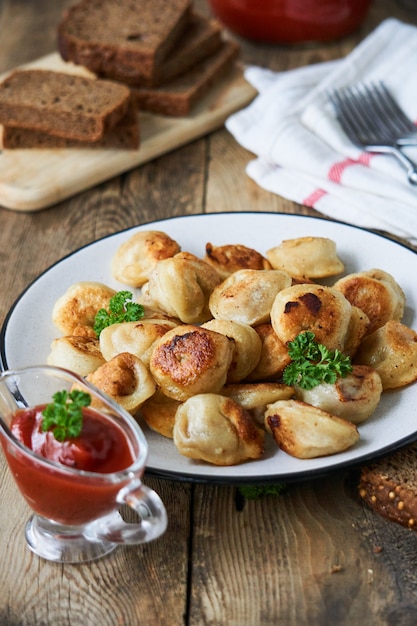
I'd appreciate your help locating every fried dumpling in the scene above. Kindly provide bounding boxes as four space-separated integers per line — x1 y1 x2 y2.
270 284 352 351
111 230 181 287
354 320 417 389
201 319 262 383
99 318 178 366
150 324 234 401
343 306 370 358
52 281 116 336
47 336 105 376
143 252 221 324
222 382 294 424
204 242 272 280
209 269 292 326
86 352 156 415
173 393 265 466
265 399 360 459
245 323 291 382
139 389 181 439
267 236 344 280
333 269 405 335
294 365 383 424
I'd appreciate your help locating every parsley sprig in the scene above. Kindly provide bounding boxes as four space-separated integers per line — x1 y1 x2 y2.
93 290 144 337
283 331 352 390
238 483 287 500
41 389 91 442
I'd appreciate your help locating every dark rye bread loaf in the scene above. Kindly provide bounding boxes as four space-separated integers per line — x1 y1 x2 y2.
58 0 192 83
1 102 139 150
0 70 132 142
358 442 417 530
97 13 223 87
131 41 240 117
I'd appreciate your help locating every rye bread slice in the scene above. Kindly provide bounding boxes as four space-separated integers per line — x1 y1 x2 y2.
1 102 139 150
358 442 417 530
131 41 240 117
0 70 132 142
97 13 223 87
58 0 192 82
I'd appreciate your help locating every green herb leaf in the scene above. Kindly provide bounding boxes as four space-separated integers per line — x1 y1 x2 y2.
93 290 144 337
41 389 91 442
283 331 352 390
238 483 287 500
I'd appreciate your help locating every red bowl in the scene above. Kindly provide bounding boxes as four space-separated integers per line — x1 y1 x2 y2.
208 0 372 44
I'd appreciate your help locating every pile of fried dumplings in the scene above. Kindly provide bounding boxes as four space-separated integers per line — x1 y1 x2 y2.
46 231 417 466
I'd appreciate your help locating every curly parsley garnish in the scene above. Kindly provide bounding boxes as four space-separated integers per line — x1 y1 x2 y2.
93 290 144 337
41 389 91 442
238 483 287 500
283 331 352 390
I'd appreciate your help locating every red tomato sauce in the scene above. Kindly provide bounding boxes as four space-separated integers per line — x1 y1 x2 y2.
1 405 136 525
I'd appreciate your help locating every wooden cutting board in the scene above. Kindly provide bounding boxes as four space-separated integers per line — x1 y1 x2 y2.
0 53 257 212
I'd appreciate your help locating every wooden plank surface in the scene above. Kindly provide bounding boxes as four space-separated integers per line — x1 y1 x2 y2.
0 53 256 212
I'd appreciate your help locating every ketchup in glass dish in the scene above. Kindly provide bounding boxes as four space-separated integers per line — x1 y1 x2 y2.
5 392 135 526
208 0 372 44
0 366 167 563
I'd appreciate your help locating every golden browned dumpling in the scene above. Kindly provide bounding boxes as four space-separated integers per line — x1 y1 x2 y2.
270 284 352 351
245 323 291 382
139 389 181 439
333 269 405 335
143 252 221 324
222 382 294 423
173 393 265 466
111 230 181 287
86 352 156 415
149 325 234 401
209 269 292 326
265 399 360 458
294 365 383 424
99 318 178 366
266 237 344 280
52 282 116 336
204 242 272 280
354 320 417 389
47 336 105 376
201 319 262 383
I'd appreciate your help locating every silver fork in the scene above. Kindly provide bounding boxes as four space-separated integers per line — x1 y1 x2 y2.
328 82 417 185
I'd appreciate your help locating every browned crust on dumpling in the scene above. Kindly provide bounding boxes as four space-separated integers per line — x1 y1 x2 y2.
140 389 181 439
52 281 116 335
150 325 234 401
270 284 352 351
86 352 155 414
245 323 291 381
204 242 272 279
111 230 181 287
354 320 417 389
333 269 405 335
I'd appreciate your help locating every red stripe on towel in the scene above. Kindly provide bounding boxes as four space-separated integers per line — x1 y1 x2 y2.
358 152 372 166
328 152 372 182
303 188 327 207
328 158 356 182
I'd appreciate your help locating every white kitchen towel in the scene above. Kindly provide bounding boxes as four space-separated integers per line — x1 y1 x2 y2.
226 18 417 243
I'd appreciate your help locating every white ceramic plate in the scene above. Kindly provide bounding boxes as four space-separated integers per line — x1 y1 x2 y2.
2 213 417 484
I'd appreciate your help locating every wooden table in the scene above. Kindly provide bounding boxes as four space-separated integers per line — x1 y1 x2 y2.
1 1 417 624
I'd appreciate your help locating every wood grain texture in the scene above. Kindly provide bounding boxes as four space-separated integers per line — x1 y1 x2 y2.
1 1 417 625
